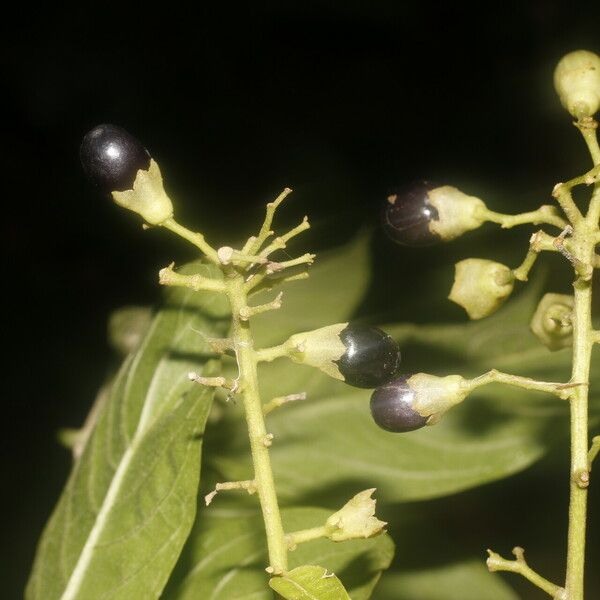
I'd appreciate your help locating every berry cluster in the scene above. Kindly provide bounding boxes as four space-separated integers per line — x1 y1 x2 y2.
76 126 473 435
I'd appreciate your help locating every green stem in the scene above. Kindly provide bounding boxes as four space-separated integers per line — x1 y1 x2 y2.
285 526 329 549
225 273 288 574
479 206 567 229
487 548 563 597
512 230 559 281
562 118 600 600
577 118 600 165
564 264 593 600
467 369 575 399
162 218 220 263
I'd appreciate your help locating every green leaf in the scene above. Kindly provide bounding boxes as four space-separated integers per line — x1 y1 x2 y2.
163 507 394 600
26 264 229 600
373 560 518 600
269 565 351 600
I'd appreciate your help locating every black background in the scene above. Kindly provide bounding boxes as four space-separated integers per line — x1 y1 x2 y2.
3 2 600 598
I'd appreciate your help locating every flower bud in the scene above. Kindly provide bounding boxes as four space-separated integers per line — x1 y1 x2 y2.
370 373 469 432
382 182 486 246
325 489 386 541
80 124 174 225
286 323 401 388
530 293 574 351
448 258 514 320
554 50 600 118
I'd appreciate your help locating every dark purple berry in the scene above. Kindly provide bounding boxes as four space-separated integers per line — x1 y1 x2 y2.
382 181 441 247
80 124 151 193
370 376 427 432
336 325 401 389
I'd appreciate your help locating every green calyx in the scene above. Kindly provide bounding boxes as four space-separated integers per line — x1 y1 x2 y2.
427 185 486 241
111 159 174 225
286 323 348 380
408 373 470 424
448 258 515 320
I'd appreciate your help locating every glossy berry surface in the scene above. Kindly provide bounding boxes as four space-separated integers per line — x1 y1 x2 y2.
80 124 151 192
336 325 401 388
370 376 427 432
382 181 440 246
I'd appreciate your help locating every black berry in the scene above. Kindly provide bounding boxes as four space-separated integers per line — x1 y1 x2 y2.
370 376 427 432
382 181 440 246
336 325 401 388
80 124 151 193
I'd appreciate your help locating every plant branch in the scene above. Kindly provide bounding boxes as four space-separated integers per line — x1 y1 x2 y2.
158 263 226 293
479 205 567 230
467 369 578 400
267 253 316 274
188 372 238 391
553 226 594 280
226 273 288 574
161 218 220 263
512 230 558 281
245 268 310 295
487 547 564 598
217 246 268 267
285 526 329 550
239 292 283 321
263 392 307 415
204 480 257 506
247 188 293 255
254 340 297 363
258 216 311 259
562 220 596 599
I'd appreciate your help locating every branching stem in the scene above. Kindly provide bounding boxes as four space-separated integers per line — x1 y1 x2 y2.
512 230 559 281
487 547 564 598
159 263 226 293
225 273 288 573
479 205 567 230
467 369 577 400
162 218 219 263
263 393 307 415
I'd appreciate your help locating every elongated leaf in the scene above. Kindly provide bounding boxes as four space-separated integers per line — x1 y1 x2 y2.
26 264 229 600
269 565 351 600
164 507 394 599
373 560 518 600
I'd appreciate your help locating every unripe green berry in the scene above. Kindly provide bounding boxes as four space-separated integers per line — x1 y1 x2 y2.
448 258 514 320
530 293 574 351
554 50 600 118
